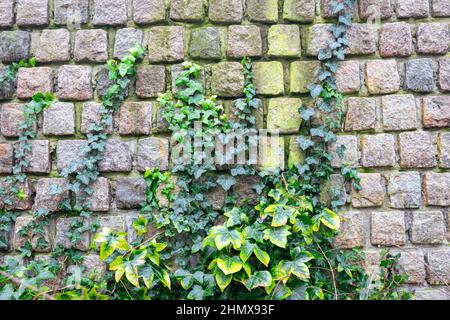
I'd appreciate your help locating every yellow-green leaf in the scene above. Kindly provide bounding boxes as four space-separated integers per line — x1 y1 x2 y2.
216 256 243 275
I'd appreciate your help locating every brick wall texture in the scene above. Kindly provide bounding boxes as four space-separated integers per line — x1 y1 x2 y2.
0 0 449 299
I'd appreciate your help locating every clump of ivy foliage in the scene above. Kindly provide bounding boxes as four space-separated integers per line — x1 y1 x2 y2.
0 0 411 300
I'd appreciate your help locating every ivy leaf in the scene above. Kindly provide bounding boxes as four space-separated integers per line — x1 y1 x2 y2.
308 84 323 98
297 136 315 151
272 206 288 227
154 268 171 289
174 269 194 290
244 271 273 290
187 285 205 300
215 270 233 292
217 175 236 191
211 226 245 250
299 107 315 121
239 242 255 263
291 261 310 280
216 256 243 275
253 245 270 267
272 284 292 300
320 208 340 230
263 226 292 248
132 215 148 237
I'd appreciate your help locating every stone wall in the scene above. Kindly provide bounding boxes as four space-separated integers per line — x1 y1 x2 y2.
0 0 449 299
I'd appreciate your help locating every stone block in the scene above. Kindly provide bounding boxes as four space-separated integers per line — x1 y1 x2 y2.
35 29 71 63
57 65 93 101
0 31 31 62
351 173 385 208
399 131 436 168
411 211 445 244
96 65 129 99
304 24 333 57
0 180 32 211
114 28 144 60
365 60 400 94
388 172 422 209
14 215 51 253
361 134 396 167
0 103 29 138
33 178 70 212
74 29 108 63
417 23 449 55
335 61 361 93
247 0 278 23
97 216 125 232
424 172 450 206
93 0 127 26
329 135 359 168
0 144 13 174
381 94 418 131
345 97 378 131
133 0 166 24
290 61 320 94
136 137 169 172
16 0 49 26
288 136 305 168
54 0 89 25
77 177 110 212
426 250 450 285
43 102 75 136
227 25 262 58
0 0 14 27
233 175 261 206
55 217 89 250
257 136 285 172
422 96 450 128
135 65 166 98
396 0 429 18
405 59 434 93
431 0 450 16
0 67 16 100
119 102 153 135
379 22 413 58
169 0 204 22
438 58 450 91
283 0 315 22
333 211 365 249
253 62 284 96
209 0 243 23
438 133 450 168
345 23 377 55
80 102 113 134
16 67 53 99
358 0 393 20
268 25 301 58
98 140 133 173
22 140 51 174
394 249 426 284
267 98 302 133
371 211 406 246
115 178 146 209
211 62 244 97
148 26 185 62
189 27 222 60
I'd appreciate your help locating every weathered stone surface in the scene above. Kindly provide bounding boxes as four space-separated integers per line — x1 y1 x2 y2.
119 102 153 135
36 29 71 63
345 23 377 55
359 0 393 20
77 177 110 212
205 186 227 210
288 136 305 168
345 97 378 131
422 96 450 128
379 22 413 58
382 95 417 131
209 0 243 23
283 0 315 22
227 25 262 58
80 102 112 134
17 67 53 99
290 61 320 94
388 172 422 209
267 98 301 133
305 24 333 57
335 61 361 93
43 102 75 136
16 0 49 26
257 136 285 171
57 65 93 101
371 211 406 246
148 26 185 62
399 131 436 168
211 62 244 97
54 151 79 185
406 59 435 93
393 249 426 284
424 172 450 206
417 23 450 55
97 215 125 232
93 0 127 26
114 28 144 60
189 27 222 60
334 211 365 249
0 144 13 174
34 178 69 212
426 250 450 285
55 217 89 250
415 287 449 300
96 65 129 98
329 135 359 168
170 0 204 22
133 0 166 24
432 0 450 16
0 0 14 27
0 180 32 211
319 174 346 207
268 25 301 58
14 215 51 253
81 254 106 276
54 0 89 25
247 0 278 23
253 62 284 96
0 67 16 100
233 175 261 206
0 31 31 62
0 103 29 138
365 60 400 94
396 0 429 18
99 140 133 173
361 134 396 167
135 65 166 98
411 211 445 244
22 140 51 174
352 173 385 208
137 138 169 172
438 133 450 168
74 30 108 63
115 178 146 209
438 58 450 91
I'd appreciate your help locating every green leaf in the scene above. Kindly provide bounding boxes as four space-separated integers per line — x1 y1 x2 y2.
211 226 244 250
263 226 291 248
215 270 233 292
272 206 289 227
253 245 270 267
216 256 243 275
244 271 273 290
291 261 310 280
320 208 340 230
239 242 255 263
272 284 292 300
155 268 171 289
